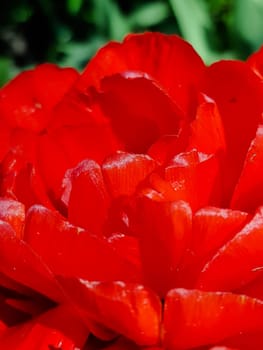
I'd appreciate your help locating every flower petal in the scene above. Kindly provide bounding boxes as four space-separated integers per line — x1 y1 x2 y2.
192 207 249 262
37 132 70 204
136 196 192 296
247 45 263 79
0 220 63 302
0 64 78 132
164 149 221 210
188 94 226 155
0 291 29 326
147 134 187 165
178 207 249 288
66 160 110 235
91 72 183 153
95 337 141 350
164 288 263 349
0 149 54 209
0 119 10 162
231 124 263 213
31 63 79 110
24 205 142 283
201 60 263 204
58 278 161 346
102 152 157 198
0 198 25 238
50 123 120 166
0 304 88 349
197 208 263 291
237 275 263 301
79 32 205 116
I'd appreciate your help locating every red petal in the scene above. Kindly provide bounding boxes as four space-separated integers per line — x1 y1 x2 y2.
0 304 88 349
0 64 78 131
9 129 37 162
24 205 142 283
180 207 249 287
58 278 161 346
0 150 53 210
36 304 88 347
50 124 120 165
91 72 183 153
96 337 141 350
37 132 69 204
0 220 63 301
247 45 263 79
79 32 205 116
147 134 187 165
196 208 263 291
102 152 157 198
164 149 221 210
106 234 142 272
66 160 110 235
237 275 263 301
136 196 192 296
164 288 263 349
0 272 35 296
201 60 263 204
0 292 29 326
0 71 48 132
0 198 25 238
188 94 226 155
32 63 79 109
4 295 51 318
231 124 263 213
192 207 249 262
208 348 237 350
0 64 78 132
0 119 10 162
0 150 33 203
224 332 263 350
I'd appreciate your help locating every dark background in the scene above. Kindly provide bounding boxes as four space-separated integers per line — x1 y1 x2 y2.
1 0 263 86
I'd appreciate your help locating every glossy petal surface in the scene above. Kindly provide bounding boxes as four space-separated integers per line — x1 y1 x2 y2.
231 124 263 213
0 64 78 132
0 198 25 238
58 278 161 346
66 160 110 234
0 304 88 349
91 73 183 153
164 149 221 210
247 45 263 79
24 205 142 283
202 60 263 204
79 32 205 116
102 152 157 198
136 196 192 296
0 220 63 302
197 208 263 291
164 288 263 349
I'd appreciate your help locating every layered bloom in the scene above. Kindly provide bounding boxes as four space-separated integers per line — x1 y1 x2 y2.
1 32 263 349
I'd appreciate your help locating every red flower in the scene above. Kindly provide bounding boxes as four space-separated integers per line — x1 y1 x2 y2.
1 32 263 349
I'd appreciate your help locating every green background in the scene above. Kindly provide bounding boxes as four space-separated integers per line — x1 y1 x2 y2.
1 0 263 86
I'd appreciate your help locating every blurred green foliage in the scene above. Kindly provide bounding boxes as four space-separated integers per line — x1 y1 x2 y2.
0 0 263 86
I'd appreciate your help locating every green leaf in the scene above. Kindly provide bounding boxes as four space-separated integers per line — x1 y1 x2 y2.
129 2 170 27
67 0 83 15
11 4 32 23
168 0 216 62
59 36 107 69
233 0 263 50
0 57 18 87
104 0 131 40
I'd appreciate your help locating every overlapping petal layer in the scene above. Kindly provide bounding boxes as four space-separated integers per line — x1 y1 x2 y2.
1 32 263 349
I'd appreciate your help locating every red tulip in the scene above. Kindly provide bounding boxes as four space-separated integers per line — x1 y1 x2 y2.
1 32 263 349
